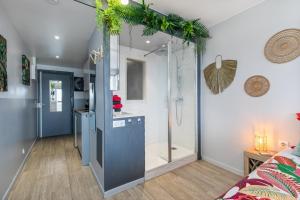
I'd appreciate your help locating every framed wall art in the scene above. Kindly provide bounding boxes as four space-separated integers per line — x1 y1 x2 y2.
0 34 7 91
22 55 30 85
74 77 84 91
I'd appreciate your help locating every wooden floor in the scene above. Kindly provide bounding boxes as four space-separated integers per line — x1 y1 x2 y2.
8 136 241 200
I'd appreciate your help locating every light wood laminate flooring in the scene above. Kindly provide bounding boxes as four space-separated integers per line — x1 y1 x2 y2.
8 136 241 200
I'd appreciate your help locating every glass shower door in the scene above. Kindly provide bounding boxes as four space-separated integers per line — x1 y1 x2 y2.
169 40 197 161
144 37 169 171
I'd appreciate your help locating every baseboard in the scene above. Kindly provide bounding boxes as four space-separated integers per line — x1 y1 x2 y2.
2 138 37 200
89 163 105 195
103 178 144 198
145 154 197 180
89 163 144 198
202 155 243 176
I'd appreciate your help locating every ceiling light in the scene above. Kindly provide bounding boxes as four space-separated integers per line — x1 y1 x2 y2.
56 56 60 59
54 35 60 40
121 0 129 5
146 40 151 44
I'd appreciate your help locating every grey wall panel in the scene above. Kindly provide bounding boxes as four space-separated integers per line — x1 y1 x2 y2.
74 99 86 110
103 25 114 192
0 98 37 197
89 27 105 188
0 4 37 198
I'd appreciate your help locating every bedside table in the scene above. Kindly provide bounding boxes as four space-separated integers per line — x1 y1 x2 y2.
244 149 276 176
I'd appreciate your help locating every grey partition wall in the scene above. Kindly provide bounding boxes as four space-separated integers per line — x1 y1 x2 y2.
89 26 106 188
90 25 146 197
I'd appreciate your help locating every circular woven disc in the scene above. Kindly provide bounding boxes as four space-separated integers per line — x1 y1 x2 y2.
264 29 300 63
244 75 270 97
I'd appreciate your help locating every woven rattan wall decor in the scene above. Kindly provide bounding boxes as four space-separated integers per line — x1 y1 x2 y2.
265 29 300 64
204 55 237 94
244 75 270 97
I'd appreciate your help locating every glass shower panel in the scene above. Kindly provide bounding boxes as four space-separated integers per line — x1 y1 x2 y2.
144 47 169 170
170 40 197 161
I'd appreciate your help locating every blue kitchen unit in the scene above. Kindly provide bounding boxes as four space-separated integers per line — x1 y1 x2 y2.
74 110 95 165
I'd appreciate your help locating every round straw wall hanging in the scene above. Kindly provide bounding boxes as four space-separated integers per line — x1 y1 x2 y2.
244 75 270 97
264 29 300 64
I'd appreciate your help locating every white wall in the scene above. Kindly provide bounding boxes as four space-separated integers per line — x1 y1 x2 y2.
202 0 300 175
114 46 168 146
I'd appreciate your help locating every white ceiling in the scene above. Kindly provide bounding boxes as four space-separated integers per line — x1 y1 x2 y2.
140 0 266 28
0 0 96 68
0 0 266 68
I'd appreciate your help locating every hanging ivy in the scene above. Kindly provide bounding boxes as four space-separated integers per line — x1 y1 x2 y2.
96 0 210 52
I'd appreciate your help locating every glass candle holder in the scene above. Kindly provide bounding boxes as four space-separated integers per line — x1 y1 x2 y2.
255 135 267 152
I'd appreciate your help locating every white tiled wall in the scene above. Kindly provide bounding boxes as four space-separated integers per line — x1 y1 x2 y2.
114 46 168 146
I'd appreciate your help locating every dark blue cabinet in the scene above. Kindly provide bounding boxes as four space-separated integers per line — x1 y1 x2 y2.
104 116 145 191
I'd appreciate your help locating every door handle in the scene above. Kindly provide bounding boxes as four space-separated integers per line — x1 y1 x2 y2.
71 97 74 107
36 103 45 108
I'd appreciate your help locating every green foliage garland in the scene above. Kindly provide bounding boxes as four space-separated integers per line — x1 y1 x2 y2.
96 0 210 52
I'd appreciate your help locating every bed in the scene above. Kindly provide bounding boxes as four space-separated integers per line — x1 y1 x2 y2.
218 148 300 200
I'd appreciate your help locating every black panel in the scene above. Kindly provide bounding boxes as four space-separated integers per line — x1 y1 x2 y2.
74 77 84 91
97 128 103 167
197 52 202 160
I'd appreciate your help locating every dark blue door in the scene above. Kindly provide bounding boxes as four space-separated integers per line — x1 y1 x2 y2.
41 72 73 137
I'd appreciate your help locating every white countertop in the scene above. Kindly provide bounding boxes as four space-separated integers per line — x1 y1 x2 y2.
113 112 143 119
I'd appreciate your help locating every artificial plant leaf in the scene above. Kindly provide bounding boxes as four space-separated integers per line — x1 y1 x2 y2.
95 0 210 53
142 27 158 36
240 185 296 200
161 16 169 32
95 0 103 26
182 21 195 39
114 4 142 25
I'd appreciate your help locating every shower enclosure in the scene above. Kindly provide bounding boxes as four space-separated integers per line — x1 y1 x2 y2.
115 24 198 178
144 39 197 175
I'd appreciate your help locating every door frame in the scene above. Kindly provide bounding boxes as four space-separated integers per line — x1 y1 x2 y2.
37 70 74 138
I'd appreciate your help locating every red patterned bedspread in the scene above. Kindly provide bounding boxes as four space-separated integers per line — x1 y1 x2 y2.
218 148 300 200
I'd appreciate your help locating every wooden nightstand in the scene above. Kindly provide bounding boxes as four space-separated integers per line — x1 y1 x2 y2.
244 149 277 176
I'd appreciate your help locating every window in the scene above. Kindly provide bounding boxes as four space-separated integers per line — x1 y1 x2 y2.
49 80 62 112
127 59 144 100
